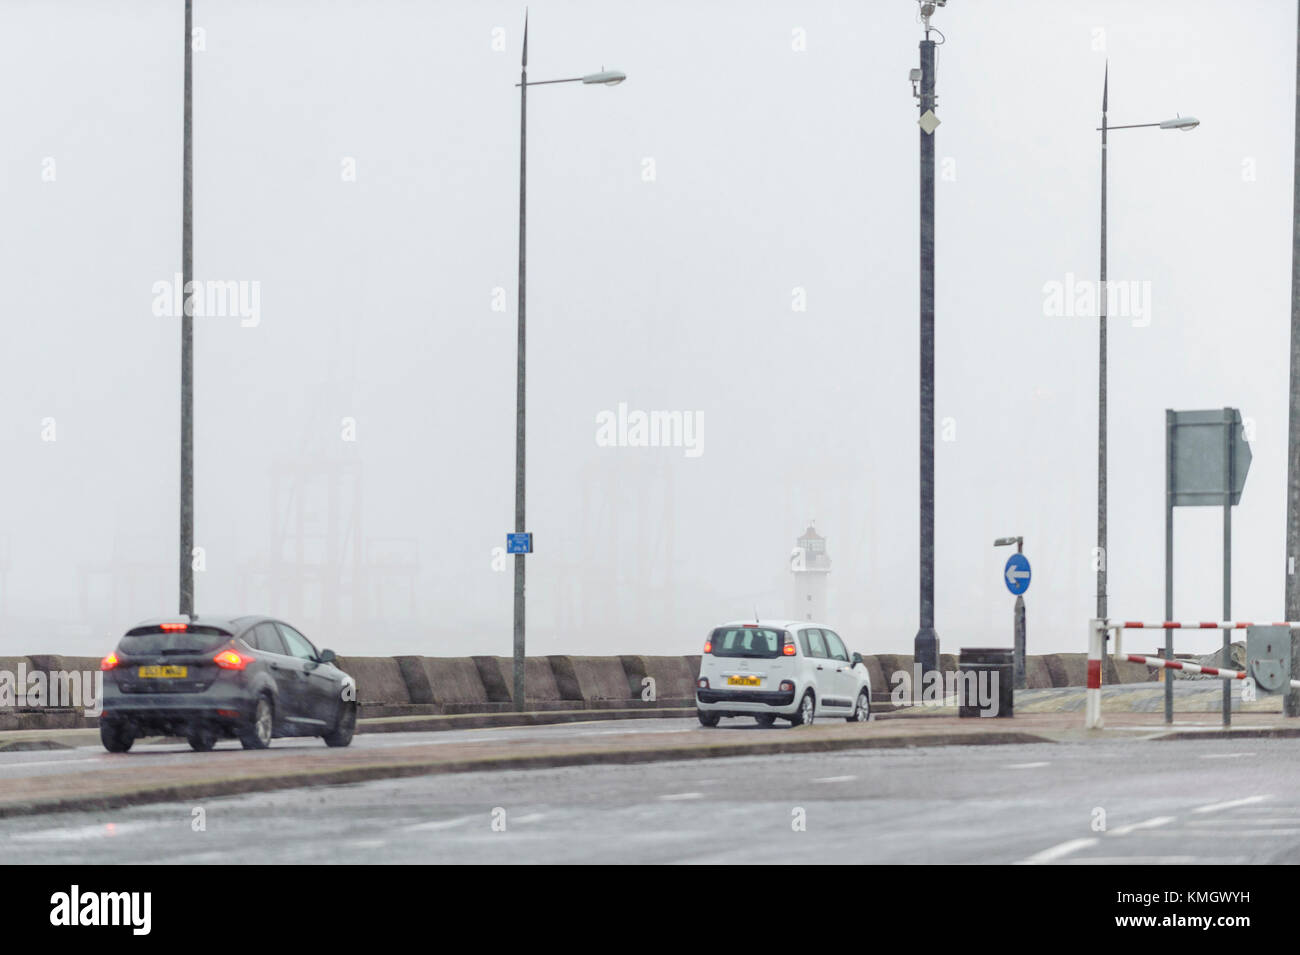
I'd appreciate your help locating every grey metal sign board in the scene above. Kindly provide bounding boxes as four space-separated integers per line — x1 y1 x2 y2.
1247 625 1292 695
1168 409 1251 507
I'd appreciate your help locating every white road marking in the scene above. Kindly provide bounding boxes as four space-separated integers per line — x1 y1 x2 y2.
813 775 857 783
1017 838 1099 865
404 816 475 832
1005 762 1050 769
512 812 546 824
9 821 153 842
1199 752 1255 760
1185 816 1298 826
1145 828 1300 837
1109 816 1174 836
1063 855 1219 865
658 792 703 801
1191 795 1270 814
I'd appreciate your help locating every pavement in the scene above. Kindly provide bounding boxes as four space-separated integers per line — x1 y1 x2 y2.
3 733 1296 864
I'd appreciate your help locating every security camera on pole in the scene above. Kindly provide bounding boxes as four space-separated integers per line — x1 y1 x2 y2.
912 0 947 686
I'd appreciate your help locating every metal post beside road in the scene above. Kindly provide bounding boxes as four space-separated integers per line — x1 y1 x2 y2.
1086 619 1104 730
513 17 528 713
510 17 625 711
1286 1 1300 719
913 13 940 682
179 0 194 618
1098 73 1198 660
1223 407 1233 725
995 536 1028 689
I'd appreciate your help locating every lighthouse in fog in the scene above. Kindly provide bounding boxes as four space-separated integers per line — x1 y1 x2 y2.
791 523 830 621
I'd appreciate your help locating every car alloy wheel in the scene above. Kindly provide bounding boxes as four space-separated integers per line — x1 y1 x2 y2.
791 690 815 727
240 696 273 750
848 689 870 723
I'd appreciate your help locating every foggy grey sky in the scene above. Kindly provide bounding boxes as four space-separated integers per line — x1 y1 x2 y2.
0 0 1296 660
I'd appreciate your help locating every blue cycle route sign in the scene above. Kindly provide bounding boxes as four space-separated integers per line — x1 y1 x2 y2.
506 532 532 555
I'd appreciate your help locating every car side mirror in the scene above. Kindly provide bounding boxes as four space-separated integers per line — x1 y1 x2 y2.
318 649 337 664
851 652 863 666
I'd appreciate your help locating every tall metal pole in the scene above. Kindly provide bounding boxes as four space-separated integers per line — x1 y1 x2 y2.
1165 409 1174 723
913 29 939 681
1013 595 1026 689
1097 63 1108 624
1285 0 1300 719
1223 407 1233 726
179 0 194 617
512 15 528 712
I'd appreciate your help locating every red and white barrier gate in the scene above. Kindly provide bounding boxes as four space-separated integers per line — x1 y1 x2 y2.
1085 619 1300 729
1120 654 1246 680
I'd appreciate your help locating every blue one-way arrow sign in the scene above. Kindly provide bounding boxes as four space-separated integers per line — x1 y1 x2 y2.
1004 553 1030 595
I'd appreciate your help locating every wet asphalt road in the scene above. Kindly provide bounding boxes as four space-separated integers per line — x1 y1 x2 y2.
1 720 1296 864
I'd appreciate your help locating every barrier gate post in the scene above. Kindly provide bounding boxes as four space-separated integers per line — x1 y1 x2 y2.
1086 618 1105 729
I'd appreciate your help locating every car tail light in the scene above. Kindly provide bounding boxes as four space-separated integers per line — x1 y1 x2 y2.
160 622 188 632
100 652 119 671
216 709 240 718
782 632 796 656
697 677 709 689
703 640 712 653
213 649 253 670
780 680 794 692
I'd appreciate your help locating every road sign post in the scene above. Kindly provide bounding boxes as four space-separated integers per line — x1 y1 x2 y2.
996 539 1030 689
1013 595 1026 690
1165 408 1252 725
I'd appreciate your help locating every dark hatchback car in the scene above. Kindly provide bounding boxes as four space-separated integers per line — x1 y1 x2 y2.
99 615 357 753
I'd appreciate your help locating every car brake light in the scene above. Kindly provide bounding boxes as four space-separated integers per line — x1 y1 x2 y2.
101 652 119 671
697 677 709 689
783 644 796 656
703 640 712 653
160 622 188 632
213 649 253 670
743 623 757 628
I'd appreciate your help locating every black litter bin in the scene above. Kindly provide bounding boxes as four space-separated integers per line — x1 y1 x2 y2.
957 647 1014 718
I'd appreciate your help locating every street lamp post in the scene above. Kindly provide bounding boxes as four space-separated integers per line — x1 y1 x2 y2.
912 0 946 686
179 0 194 618
1094 63 1197 669
512 16 625 711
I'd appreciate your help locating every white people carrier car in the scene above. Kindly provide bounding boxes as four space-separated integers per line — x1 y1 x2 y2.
695 620 872 727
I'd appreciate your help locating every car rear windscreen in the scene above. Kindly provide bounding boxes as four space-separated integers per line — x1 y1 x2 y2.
118 626 232 655
709 627 786 658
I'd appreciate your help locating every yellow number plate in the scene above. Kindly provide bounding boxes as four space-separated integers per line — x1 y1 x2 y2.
138 665 187 679
727 675 760 686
